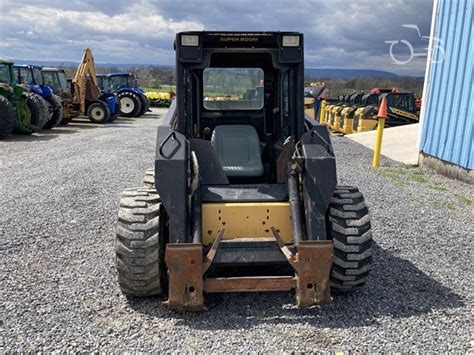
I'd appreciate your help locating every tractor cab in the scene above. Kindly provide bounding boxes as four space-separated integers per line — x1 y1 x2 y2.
14 64 54 98
102 73 149 117
41 68 69 96
108 73 136 91
95 74 113 93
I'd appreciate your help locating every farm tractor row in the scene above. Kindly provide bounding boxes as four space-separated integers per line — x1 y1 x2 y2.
0 49 150 138
305 88 420 135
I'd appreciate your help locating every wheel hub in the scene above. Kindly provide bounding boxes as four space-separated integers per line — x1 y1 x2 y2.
120 97 135 114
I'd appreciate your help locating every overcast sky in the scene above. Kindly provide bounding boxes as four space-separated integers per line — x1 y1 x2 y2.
0 0 434 75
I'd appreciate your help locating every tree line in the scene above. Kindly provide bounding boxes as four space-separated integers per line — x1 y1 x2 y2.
60 64 424 97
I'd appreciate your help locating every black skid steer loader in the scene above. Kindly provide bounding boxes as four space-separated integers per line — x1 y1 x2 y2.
115 31 373 310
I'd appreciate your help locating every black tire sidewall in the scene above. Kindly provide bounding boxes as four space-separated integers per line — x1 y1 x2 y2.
87 101 110 123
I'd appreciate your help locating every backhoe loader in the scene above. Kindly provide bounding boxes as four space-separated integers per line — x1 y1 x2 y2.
70 48 120 123
115 31 373 310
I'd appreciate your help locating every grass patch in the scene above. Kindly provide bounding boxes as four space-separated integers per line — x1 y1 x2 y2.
432 200 456 211
378 167 407 187
454 194 472 206
410 174 426 183
428 184 447 192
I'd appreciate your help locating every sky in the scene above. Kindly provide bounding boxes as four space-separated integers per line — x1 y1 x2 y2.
0 0 434 75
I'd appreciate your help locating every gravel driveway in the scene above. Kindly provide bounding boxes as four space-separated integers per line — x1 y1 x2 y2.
1 108 472 352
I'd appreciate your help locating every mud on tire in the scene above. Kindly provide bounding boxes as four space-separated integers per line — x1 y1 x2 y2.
116 188 163 296
328 185 372 292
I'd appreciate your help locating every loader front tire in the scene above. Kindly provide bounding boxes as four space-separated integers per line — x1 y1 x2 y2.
116 188 164 296
328 185 372 292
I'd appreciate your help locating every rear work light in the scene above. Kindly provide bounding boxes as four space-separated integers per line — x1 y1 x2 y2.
181 35 199 46
282 35 300 47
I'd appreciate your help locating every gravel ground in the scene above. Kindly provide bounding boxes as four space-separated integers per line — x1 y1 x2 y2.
0 108 472 352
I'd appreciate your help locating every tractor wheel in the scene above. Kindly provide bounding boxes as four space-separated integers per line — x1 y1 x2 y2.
0 95 16 138
87 101 110 124
116 188 164 296
328 185 372 292
15 98 34 135
118 91 142 117
137 94 150 116
25 93 49 129
143 168 155 189
43 94 63 129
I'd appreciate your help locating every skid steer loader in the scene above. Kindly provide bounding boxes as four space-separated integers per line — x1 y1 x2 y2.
116 32 373 310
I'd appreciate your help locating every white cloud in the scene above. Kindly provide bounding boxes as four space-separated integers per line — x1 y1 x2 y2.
0 0 433 74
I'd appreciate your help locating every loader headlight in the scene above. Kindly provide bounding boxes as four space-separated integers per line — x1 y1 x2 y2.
181 35 199 47
282 35 300 47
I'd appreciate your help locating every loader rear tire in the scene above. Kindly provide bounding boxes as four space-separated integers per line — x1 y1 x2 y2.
116 188 164 296
143 168 155 189
43 94 63 129
328 185 372 292
118 91 142 117
0 95 15 138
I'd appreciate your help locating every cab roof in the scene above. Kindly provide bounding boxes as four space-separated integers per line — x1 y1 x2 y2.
13 64 43 69
42 67 65 72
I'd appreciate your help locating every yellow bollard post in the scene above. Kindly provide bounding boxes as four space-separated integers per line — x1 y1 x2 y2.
372 117 386 167
372 96 388 167
319 100 326 124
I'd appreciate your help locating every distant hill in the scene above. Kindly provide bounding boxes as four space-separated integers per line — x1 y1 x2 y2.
14 60 399 78
305 68 398 79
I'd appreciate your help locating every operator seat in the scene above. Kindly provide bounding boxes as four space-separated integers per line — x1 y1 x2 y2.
211 125 264 178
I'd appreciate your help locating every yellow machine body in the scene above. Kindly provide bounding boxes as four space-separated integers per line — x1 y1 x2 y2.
332 106 346 131
202 202 293 245
304 97 315 119
357 116 378 132
339 106 353 134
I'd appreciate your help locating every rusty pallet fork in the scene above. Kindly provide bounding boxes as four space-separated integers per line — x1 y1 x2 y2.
165 227 333 310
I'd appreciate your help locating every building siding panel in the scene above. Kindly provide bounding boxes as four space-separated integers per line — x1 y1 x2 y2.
420 0 473 170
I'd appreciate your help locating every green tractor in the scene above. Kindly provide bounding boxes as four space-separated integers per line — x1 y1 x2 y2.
0 59 34 137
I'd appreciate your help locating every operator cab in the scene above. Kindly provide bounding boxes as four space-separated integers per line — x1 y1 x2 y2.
172 32 305 184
